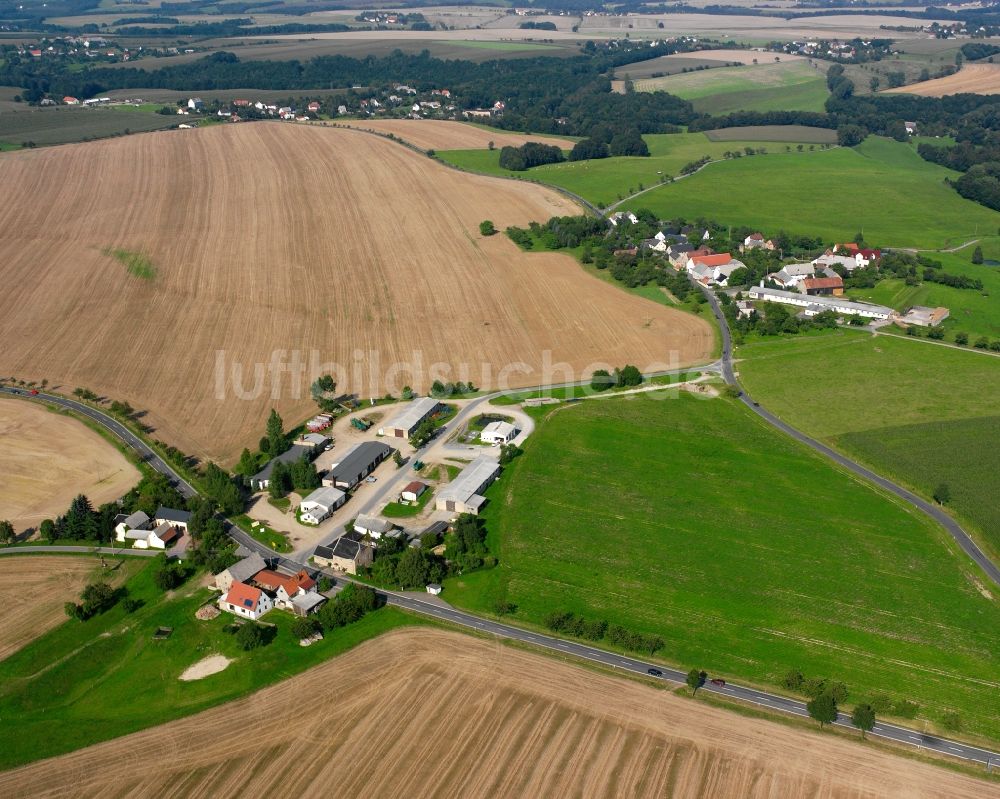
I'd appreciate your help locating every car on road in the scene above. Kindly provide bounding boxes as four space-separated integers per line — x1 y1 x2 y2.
647 668 663 677
365 476 377 483
710 678 726 687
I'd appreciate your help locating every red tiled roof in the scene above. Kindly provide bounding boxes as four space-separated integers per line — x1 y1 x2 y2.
225 582 263 612
857 248 881 259
687 247 714 258
255 569 316 596
691 253 733 268
403 481 427 495
802 276 843 290
747 233 764 240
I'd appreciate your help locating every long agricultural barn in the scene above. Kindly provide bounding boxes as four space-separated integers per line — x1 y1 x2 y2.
378 397 441 438
747 285 893 320
436 455 501 515
324 442 392 490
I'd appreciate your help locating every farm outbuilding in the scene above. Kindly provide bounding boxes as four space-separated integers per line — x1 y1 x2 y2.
401 481 428 502
480 421 516 445
324 441 392 490
299 485 347 524
435 456 501 515
378 397 440 438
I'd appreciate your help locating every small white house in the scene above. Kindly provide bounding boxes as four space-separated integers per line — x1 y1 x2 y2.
299 486 347 525
426 583 443 595
480 421 517 445
354 514 394 540
145 522 181 550
219 582 273 620
187 97 203 111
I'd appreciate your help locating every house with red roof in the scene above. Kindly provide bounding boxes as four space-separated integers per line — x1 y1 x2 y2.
253 569 321 613
741 233 776 252
220 581 273 620
686 253 747 286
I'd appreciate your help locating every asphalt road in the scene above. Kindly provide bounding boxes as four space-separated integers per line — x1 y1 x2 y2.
696 286 1000 588
4 387 999 768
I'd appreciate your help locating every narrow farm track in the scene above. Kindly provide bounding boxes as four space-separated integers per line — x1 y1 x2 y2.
2 387 998 770
0 122 713 463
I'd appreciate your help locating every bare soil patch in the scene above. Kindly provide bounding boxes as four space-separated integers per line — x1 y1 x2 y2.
0 556 100 660
179 654 232 681
0 123 712 464
335 119 574 150
884 64 1000 96
1 628 995 798
0 399 139 533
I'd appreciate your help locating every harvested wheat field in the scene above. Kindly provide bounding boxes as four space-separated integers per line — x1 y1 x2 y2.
1 628 994 798
885 64 1000 96
0 123 712 464
336 119 575 151
0 556 100 660
0 399 139 533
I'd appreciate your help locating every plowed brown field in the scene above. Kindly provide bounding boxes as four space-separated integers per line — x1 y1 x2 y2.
0 556 100 660
336 118 575 150
885 64 1000 96
0 123 712 464
0 399 139 534
1 628 994 797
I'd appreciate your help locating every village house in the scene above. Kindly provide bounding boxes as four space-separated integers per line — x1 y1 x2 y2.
378 396 440 438
768 263 816 289
187 97 203 111
253 569 319 613
296 432 331 453
686 253 745 286
214 552 267 593
115 510 150 542
219 581 273 620
436 456 501 515
608 211 639 227
812 253 859 273
313 531 373 574
323 441 392 490
354 514 395 540
154 507 191 530
299 485 347 525
898 305 950 327
740 233 776 252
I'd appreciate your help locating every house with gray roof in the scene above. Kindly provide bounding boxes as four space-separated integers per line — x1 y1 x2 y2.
378 396 440 439
250 443 315 491
214 552 268 593
313 531 373 574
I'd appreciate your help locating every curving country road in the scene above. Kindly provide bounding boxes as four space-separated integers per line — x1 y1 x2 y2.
3 387 999 768
695 285 1000 588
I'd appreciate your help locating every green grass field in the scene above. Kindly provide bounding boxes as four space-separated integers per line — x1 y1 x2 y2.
438 131 835 208
636 61 829 114
0 556 417 769
848 241 1000 340
736 331 1000 557
626 137 1000 249
445 391 1000 740
0 106 178 148
704 125 837 144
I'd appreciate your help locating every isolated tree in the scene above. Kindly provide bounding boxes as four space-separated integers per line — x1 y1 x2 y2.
869 76 880 93
686 668 706 695
40 518 56 542
954 331 969 346
972 246 984 264
807 693 839 727
479 220 497 236
265 408 286 456
393 450 404 467
236 448 258 477
235 621 272 650
851 703 876 739
933 482 951 505
0 520 14 545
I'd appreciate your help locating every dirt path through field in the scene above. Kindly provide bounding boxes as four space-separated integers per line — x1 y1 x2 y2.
0 123 713 464
334 119 574 150
0 556 101 660
1 628 995 797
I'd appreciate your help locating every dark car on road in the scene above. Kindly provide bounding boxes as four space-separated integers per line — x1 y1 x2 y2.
647 668 663 677
710 678 726 687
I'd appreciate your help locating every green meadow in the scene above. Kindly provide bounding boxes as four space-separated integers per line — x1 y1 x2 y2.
636 61 830 114
445 392 1000 740
625 137 1000 249
438 131 834 208
736 331 1000 558
0 557 417 769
